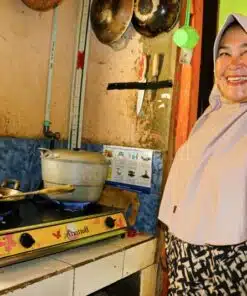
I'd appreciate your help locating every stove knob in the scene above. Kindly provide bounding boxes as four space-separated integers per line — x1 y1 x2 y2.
105 217 115 229
20 233 35 248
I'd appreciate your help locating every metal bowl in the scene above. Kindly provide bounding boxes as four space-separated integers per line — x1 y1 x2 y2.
90 0 135 45
21 0 63 11
132 0 181 37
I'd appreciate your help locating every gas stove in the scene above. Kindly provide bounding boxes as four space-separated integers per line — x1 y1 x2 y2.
0 196 127 268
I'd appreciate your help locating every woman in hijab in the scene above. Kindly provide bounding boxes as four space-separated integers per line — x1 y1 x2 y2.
158 13 247 295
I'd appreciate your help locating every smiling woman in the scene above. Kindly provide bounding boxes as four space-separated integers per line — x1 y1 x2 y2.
158 13 247 295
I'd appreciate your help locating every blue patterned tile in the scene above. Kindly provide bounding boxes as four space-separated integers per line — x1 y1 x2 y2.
0 139 163 234
0 137 51 191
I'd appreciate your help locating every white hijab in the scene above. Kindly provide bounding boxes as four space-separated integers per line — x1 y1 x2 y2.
209 13 247 109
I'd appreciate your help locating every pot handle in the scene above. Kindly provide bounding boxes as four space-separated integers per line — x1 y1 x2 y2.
1 179 20 190
39 148 58 159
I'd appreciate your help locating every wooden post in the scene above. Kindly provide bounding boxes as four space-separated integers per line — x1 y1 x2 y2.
140 264 157 296
158 0 204 295
189 0 204 132
175 0 204 151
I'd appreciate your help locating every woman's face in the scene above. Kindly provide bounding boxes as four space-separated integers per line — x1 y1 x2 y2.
215 25 247 103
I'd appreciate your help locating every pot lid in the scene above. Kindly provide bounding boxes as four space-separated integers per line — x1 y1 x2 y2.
41 149 108 164
90 0 135 45
132 0 181 37
21 0 63 11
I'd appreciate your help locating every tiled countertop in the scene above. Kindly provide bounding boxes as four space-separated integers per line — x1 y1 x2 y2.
0 234 157 296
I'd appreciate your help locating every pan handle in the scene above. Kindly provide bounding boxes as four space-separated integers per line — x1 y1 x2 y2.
1 179 20 190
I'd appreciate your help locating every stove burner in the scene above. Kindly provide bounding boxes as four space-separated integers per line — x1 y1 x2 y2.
0 210 13 221
0 193 127 269
0 208 22 230
0 194 118 231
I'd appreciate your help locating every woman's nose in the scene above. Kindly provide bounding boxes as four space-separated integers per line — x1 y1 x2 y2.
229 55 242 67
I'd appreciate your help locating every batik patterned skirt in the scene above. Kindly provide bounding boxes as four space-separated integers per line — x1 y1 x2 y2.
165 229 247 295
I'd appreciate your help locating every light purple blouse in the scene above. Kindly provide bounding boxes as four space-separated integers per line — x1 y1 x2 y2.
158 92 247 245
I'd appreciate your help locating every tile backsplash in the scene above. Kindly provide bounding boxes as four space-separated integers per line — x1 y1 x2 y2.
0 137 163 234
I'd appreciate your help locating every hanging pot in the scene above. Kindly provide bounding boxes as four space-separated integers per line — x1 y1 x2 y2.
90 0 135 50
132 0 181 38
21 0 63 11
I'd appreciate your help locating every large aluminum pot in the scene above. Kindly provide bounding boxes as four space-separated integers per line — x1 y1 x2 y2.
39 148 109 202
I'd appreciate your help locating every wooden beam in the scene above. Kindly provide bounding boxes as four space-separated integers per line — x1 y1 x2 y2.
158 1 204 295
175 0 204 152
140 264 157 296
189 0 204 132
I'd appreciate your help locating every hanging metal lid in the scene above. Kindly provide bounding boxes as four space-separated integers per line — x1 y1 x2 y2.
21 0 63 11
90 0 135 45
132 0 181 37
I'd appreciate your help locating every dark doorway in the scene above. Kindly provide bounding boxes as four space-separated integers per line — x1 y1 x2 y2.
197 1 219 117
89 272 140 296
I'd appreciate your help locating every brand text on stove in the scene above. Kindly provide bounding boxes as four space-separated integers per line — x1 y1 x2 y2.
66 226 89 239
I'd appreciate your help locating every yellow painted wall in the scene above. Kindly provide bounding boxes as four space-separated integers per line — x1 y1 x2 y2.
0 1 178 152
83 30 142 146
83 28 177 150
0 0 78 138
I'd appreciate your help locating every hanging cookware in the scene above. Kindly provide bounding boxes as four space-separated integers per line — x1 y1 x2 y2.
132 0 181 38
90 0 135 50
39 148 109 202
21 0 63 11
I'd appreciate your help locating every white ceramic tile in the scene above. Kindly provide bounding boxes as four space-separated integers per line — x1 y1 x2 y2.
0 235 157 296
113 234 154 249
0 257 72 294
74 252 124 296
51 235 154 267
123 239 157 278
51 237 124 266
2 270 74 296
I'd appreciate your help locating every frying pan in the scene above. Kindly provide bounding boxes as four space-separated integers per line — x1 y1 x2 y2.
21 0 63 11
90 0 135 47
132 0 181 37
0 180 22 200
0 179 74 202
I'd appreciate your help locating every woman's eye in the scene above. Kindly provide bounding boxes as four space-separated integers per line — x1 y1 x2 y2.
218 52 230 57
241 50 247 56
